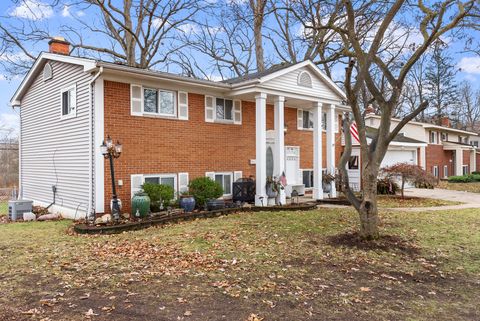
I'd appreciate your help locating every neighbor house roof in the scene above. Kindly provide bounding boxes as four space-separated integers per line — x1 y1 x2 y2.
366 127 426 145
11 54 347 106
365 114 478 137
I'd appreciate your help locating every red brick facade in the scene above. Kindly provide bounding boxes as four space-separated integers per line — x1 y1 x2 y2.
103 81 344 212
425 144 454 178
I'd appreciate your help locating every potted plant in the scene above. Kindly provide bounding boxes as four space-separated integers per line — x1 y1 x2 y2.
322 173 335 193
179 191 196 212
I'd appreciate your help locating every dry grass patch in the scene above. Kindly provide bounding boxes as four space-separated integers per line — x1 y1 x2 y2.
0 208 479 320
377 195 461 208
438 181 480 193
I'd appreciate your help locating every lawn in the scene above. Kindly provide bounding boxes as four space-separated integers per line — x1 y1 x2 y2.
0 201 7 216
438 181 480 193
376 195 461 208
1 208 479 321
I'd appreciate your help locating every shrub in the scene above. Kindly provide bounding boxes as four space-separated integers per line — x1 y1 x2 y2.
188 177 223 208
472 171 480 175
377 177 398 195
448 174 480 183
381 163 435 197
142 183 175 212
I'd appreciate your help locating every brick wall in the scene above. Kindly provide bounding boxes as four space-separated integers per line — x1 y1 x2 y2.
425 144 454 178
103 81 344 212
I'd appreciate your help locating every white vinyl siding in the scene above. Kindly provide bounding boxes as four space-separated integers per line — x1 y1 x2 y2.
262 66 343 101
20 60 91 214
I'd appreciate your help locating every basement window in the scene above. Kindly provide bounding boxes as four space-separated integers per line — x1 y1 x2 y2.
214 172 232 196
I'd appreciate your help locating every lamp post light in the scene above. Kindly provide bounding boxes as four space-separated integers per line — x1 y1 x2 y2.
100 136 122 222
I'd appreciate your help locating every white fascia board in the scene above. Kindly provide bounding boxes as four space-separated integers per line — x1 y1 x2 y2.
10 52 97 106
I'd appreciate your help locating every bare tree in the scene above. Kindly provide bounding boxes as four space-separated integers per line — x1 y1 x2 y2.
335 0 477 239
0 0 203 75
458 81 480 131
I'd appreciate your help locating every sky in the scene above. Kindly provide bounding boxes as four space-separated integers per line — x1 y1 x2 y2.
0 0 480 136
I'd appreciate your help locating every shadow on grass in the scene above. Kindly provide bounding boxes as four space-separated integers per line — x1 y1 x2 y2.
326 230 421 255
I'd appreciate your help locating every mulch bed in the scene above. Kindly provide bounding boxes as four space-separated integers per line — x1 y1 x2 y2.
326 230 421 255
74 202 318 235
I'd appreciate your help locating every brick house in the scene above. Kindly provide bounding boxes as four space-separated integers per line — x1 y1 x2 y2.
364 113 478 179
10 38 349 218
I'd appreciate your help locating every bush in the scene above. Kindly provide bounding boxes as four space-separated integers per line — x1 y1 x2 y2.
472 171 480 175
188 177 223 208
448 174 480 183
142 183 175 212
377 177 398 195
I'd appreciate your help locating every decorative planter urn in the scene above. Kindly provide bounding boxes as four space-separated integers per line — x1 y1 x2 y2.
179 196 196 212
131 192 150 218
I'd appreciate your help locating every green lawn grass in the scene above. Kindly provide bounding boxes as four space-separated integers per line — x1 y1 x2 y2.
0 208 479 320
0 201 7 216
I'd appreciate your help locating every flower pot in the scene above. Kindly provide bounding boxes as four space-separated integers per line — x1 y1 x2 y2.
322 182 332 193
131 192 150 218
206 199 225 211
179 196 196 212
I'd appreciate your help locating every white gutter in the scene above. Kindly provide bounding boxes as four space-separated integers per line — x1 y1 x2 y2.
87 66 104 218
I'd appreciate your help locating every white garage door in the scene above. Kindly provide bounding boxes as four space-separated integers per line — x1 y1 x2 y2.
381 149 417 188
381 150 416 167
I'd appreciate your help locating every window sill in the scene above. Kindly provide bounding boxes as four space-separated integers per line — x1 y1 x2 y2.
60 114 76 120
214 119 236 125
137 113 181 120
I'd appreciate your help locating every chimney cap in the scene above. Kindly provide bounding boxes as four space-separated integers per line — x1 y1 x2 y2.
48 36 70 45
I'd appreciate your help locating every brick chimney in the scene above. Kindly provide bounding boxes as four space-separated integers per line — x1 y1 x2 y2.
48 36 70 55
440 116 451 128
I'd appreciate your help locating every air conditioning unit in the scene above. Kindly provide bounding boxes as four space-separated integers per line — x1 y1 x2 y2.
8 200 33 221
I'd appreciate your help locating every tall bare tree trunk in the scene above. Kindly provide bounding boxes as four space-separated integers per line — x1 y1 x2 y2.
359 165 380 239
249 0 266 72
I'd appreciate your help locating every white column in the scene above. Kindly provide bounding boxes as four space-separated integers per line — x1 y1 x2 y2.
274 96 285 177
455 148 463 176
470 150 476 173
419 146 426 169
255 93 267 206
313 102 323 200
326 104 336 197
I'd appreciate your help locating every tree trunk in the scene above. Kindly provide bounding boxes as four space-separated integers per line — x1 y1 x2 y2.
358 165 380 239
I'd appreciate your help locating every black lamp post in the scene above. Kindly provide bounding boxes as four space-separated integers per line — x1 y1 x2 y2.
100 136 122 221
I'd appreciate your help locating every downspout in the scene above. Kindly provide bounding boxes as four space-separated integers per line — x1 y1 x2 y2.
87 66 104 219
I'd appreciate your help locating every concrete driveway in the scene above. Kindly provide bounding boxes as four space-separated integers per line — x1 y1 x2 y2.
397 188 480 211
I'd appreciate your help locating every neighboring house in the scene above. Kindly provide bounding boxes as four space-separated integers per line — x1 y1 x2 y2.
10 38 349 219
364 113 478 179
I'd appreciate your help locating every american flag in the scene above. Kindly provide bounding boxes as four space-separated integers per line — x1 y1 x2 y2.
350 121 360 143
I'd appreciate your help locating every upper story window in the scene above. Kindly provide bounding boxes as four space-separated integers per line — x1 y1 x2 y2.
130 84 188 120
143 87 176 116
441 132 448 141
297 71 313 88
471 141 479 147
216 98 233 121
429 131 437 144
297 108 339 132
60 84 76 119
43 63 53 81
205 96 242 124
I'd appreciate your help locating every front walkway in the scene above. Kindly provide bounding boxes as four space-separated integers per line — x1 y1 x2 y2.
391 188 480 211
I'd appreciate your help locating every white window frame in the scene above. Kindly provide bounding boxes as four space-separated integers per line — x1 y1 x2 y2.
441 132 448 142
60 84 76 120
215 97 235 122
462 165 469 176
430 131 438 144
443 165 448 178
433 165 439 178
301 110 314 130
143 87 177 117
143 173 178 195
213 172 233 197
